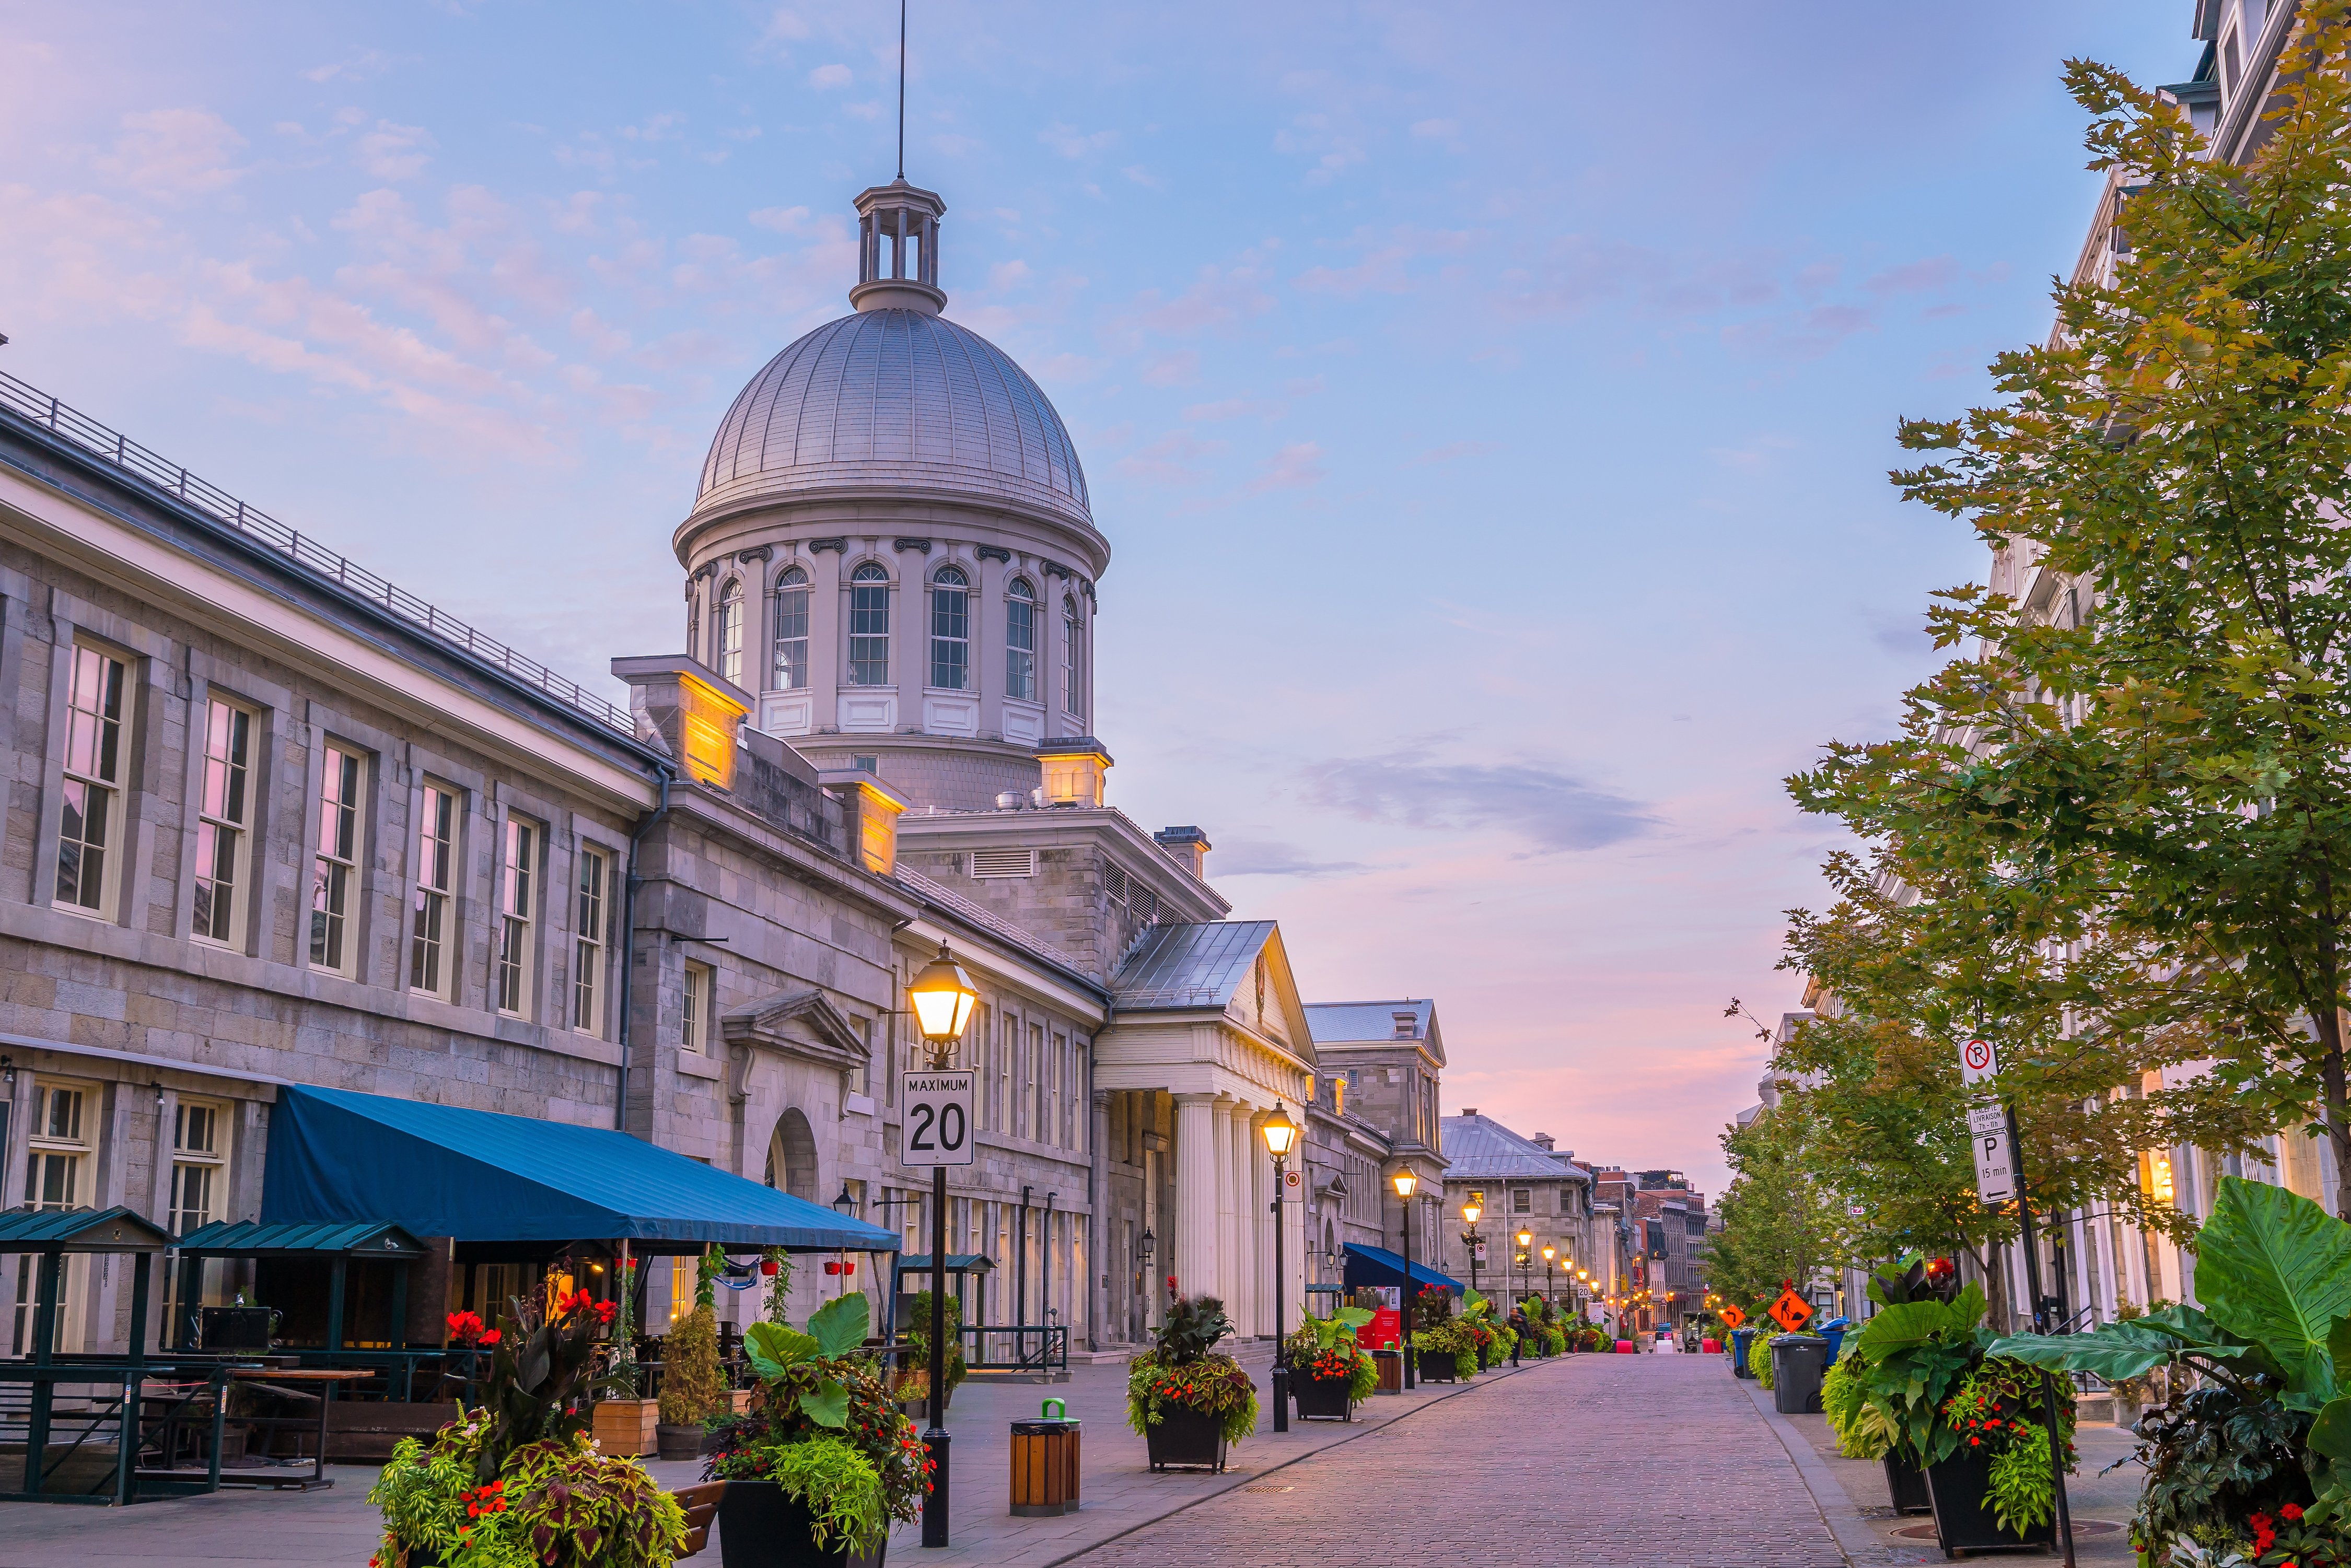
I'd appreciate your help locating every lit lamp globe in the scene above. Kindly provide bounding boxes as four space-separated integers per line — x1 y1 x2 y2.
1391 1169 1417 1201
1542 1246 1556 1264
1461 1198 1482 1226
1261 1101 1299 1159
906 942 979 1056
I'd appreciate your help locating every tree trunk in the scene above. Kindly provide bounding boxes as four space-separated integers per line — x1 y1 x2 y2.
1978 1242 2012 1331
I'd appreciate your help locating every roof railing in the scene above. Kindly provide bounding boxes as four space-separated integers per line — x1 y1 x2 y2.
0 370 634 737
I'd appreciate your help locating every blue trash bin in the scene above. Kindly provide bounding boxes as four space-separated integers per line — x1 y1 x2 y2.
1730 1325 1758 1378
1819 1316 1851 1367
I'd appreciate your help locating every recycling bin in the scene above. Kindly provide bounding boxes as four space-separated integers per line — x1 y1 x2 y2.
1009 1399 1081 1516
1771 1333 1831 1414
1730 1325 1758 1378
1818 1315 1852 1367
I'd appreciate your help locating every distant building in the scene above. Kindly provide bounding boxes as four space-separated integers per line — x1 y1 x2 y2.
1436 1110 1595 1310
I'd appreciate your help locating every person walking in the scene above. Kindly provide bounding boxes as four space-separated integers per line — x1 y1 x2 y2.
1508 1306 1528 1367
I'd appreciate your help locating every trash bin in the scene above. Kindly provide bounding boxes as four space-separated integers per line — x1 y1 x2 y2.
1772 1333 1831 1414
1818 1316 1851 1367
1009 1399 1081 1517
1730 1325 1758 1378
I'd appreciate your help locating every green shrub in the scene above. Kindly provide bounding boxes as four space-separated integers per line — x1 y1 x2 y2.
901 1291 968 1395
659 1306 728 1426
1749 1331 1776 1389
1987 1421 2055 1536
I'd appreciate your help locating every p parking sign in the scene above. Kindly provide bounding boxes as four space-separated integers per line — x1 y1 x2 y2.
901 1071 976 1167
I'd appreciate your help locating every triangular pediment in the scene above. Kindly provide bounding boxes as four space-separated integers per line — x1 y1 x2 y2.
721 988 870 1073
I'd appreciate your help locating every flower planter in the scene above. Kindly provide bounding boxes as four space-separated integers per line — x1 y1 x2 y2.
1924 1448 2054 1555
1291 1375 1354 1422
1143 1407 1229 1472
592 1397 660 1458
1416 1349 1460 1384
717 1478 888 1568
1882 1455 1932 1515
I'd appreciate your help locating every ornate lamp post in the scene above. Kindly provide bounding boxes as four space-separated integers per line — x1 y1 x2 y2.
1542 1245 1557 1309
1459 1197 1484 1302
906 942 979 1550
1261 1101 1299 1433
1515 1226 1533 1316
1392 1168 1419 1390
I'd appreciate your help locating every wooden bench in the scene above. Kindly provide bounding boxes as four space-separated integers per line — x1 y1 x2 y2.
673 1479 726 1559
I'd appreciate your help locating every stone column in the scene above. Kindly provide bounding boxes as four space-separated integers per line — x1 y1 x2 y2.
1173 1094 1218 1308
1229 1103 1255 1337
1247 1110 1272 1339
1212 1099 1238 1316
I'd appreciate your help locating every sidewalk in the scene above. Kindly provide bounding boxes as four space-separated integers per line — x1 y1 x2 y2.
0 1350 1550 1568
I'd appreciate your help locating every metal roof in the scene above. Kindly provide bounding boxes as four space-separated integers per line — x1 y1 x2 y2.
177 1220 430 1258
1305 999 1433 1044
0 1206 174 1254
1439 1114 1591 1182
694 310 1094 534
1111 920 1276 1009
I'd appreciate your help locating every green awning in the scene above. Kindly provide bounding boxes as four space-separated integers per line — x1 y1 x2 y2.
0 1207 173 1254
177 1220 429 1259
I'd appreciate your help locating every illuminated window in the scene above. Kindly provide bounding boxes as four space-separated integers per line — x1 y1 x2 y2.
495 816 537 1016
849 565 891 686
772 567 810 690
56 645 127 914
409 785 457 998
1005 577 1037 701
310 745 364 974
193 698 252 945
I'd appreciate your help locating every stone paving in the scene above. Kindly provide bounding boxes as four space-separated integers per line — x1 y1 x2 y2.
1074 1352 1847 1568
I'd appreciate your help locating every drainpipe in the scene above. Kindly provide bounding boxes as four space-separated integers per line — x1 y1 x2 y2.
1042 1190 1057 1354
614 766 673 1132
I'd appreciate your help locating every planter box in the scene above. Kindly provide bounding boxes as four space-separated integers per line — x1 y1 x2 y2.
1417 1349 1460 1384
718 1478 888 1568
1883 1456 1932 1515
323 1401 462 1462
1292 1375 1353 1422
658 1423 718 1461
1925 1449 2055 1555
1143 1407 1228 1472
593 1398 660 1459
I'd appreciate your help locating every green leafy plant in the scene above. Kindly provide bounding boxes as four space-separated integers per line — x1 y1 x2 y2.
658 1305 727 1428
369 1420 687 1568
1986 1421 2055 1537
1749 1331 1776 1389
735 1437 884 1554
899 1290 968 1398
1126 1282 1259 1444
740 1291 870 1430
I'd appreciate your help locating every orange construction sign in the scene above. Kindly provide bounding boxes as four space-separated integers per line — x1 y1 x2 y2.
1767 1288 1813 1333
1716 1304 1747 1330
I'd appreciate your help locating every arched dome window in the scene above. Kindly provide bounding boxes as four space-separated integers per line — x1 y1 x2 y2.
715 578 745 687
848 564 891 687
1005 577 1038 703
1062 592 1085 720
930 565 971 692
772 566 810 691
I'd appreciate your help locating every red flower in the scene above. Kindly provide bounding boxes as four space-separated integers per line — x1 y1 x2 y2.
2282 1505 2305 1523
1968 1436 1981 1447
480 1328 502 1347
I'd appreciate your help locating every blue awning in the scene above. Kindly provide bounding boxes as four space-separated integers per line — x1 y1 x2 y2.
261 1085 899 1254
1342 1242 1462 1295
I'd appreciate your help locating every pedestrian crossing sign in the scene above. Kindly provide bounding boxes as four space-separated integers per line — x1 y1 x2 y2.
1767 1288 1812 1333
1716 1304 1745 1329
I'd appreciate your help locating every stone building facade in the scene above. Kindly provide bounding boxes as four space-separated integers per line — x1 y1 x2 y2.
1436 1110 1597 1309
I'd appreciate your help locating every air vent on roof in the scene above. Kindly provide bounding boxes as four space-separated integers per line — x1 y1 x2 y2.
1132 886 1159 924
1105 863 1128 904
971 848 1037 879
1392 1011 1416 1038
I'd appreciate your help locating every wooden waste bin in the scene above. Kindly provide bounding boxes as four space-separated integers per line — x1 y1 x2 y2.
1010 1401 1081 1517
1373 1349 1404 1395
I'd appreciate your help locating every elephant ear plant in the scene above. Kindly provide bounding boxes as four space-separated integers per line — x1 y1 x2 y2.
1992 1176 2351 1564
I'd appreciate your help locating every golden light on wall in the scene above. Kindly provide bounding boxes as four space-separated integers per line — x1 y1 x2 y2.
2142 1150 2176 1206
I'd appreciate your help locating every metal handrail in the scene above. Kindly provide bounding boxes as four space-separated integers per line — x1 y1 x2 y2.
0 370 635 737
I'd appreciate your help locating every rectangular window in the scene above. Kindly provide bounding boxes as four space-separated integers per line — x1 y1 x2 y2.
682 961 712 1054
773 580 811 689
1512 1188 1531 1214
1029 1022 1045 1141
409 785 457 998
669 1256 695 1325
848 574 890 686
26 1087 86 1212
170 1101 226 1235
930 577 970 690
1005 590 1037 701
310 744 363 974
495 816 536 1016
573 846 609 1034
192 698 252 944
56 645 128 914
1061 601 1083 717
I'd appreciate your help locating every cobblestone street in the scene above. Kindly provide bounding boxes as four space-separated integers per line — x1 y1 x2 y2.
1075 1354 1847 1568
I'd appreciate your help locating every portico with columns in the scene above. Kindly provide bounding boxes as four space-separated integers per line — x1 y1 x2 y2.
1092 921 1316 1344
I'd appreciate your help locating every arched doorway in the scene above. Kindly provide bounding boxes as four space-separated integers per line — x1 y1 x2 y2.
763 1108 818 1201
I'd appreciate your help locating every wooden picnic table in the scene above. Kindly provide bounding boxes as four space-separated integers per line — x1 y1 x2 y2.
218 1366 376 1490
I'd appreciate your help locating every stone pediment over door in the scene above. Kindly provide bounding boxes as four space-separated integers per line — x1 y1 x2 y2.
720 989 870 1104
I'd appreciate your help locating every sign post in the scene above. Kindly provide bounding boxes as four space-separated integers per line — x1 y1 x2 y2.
1956 1039 2075 1568
902 1068 973 1550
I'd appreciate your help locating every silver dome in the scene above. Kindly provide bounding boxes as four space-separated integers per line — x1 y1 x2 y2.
692 309 1093 533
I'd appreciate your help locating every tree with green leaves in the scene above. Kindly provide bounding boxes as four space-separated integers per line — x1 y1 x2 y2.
1792 2 2351 1219
1700 1098 1839 1323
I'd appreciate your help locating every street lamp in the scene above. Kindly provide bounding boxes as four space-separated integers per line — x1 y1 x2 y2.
1261 1101 1299 1433
1542 1245 1557 1309
906 942 978 1550
1392 1168 1419 1390
1460 1197 1484 1303
1515 1226 1532 1314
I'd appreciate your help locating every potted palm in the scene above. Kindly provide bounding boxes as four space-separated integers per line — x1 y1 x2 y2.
702 1292 927 1568
1126 1280 1258 1471
1282 1307 1376 1421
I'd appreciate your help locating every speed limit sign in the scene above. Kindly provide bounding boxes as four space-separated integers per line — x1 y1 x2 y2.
901 1071 976 1167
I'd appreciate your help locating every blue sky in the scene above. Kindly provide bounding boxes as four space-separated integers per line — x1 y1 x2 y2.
0 3 2192 1197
